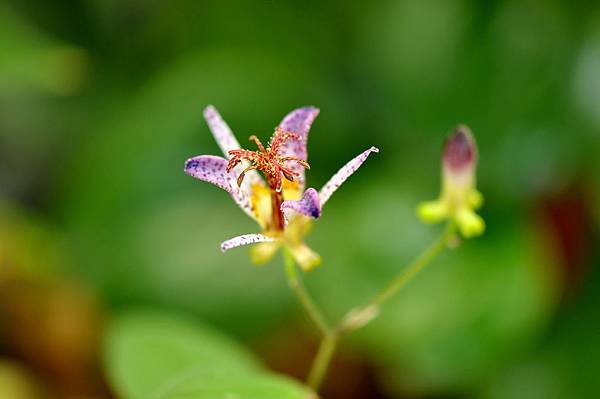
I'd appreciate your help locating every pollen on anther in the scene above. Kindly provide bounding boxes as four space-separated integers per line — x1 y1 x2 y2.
225 127 310 189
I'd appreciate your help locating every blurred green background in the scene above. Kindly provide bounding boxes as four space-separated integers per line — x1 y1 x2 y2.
1 0 599 398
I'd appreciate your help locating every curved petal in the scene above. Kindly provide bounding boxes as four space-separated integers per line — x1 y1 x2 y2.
319 146 379 206
278 106 320 190
250 241 281 264
455 208 485 238
203 105 263 187
417 199 448 224
287 242 321 272
281 188 321 222
184 155 257 221
220 233 277 252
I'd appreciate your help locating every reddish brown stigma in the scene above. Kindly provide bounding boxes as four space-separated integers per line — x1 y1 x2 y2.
226 127 310 192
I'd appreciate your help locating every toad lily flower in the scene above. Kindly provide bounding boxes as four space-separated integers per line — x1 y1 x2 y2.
417 125 485 238
184 105 378 271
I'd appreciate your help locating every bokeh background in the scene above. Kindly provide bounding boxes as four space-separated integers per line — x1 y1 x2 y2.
1 0 599 398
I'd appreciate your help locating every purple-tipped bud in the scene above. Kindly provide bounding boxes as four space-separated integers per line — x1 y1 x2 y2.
419 124 484 238
443 125 477 173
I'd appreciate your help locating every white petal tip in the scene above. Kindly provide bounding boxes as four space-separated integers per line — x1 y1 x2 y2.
370 146 380 153
203 105 218 119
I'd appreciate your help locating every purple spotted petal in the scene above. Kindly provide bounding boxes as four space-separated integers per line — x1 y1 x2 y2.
184 155 257 222
203 105 241 155
220 233 277 252
319 146 379 206
281 188 321 221
203 105 264 188
278 106 320 190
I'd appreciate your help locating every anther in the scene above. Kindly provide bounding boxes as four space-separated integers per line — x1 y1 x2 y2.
226 128 311 189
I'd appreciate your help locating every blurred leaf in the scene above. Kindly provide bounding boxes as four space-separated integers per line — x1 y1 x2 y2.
105 310 261 399
155 370 314 399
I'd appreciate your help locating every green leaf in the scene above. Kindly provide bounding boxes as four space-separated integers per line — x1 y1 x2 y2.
105 310 261 399
155 370 315 399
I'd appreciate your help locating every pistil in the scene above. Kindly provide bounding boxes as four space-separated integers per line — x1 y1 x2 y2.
270 186 285 231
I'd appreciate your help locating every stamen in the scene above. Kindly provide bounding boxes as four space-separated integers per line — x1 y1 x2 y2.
248 135 265 152
226 149 257 174
237 165 258 187
280 157 310 169
269 127 301 154
226 127 311 189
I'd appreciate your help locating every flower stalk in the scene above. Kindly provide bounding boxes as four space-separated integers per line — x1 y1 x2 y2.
283 249 339 391
307 330 339 390
283 249 332 337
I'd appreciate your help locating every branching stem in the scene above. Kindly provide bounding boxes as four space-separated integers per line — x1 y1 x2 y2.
284 224 456 393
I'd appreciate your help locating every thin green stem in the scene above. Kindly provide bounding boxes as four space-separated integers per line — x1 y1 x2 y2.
283 249 332 336
369 223 455 308
285 224 456 393
340 223 456 332
307 331 338 391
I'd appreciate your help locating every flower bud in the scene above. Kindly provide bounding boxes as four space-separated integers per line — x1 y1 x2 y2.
442 125 477 189
418 125 485 238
